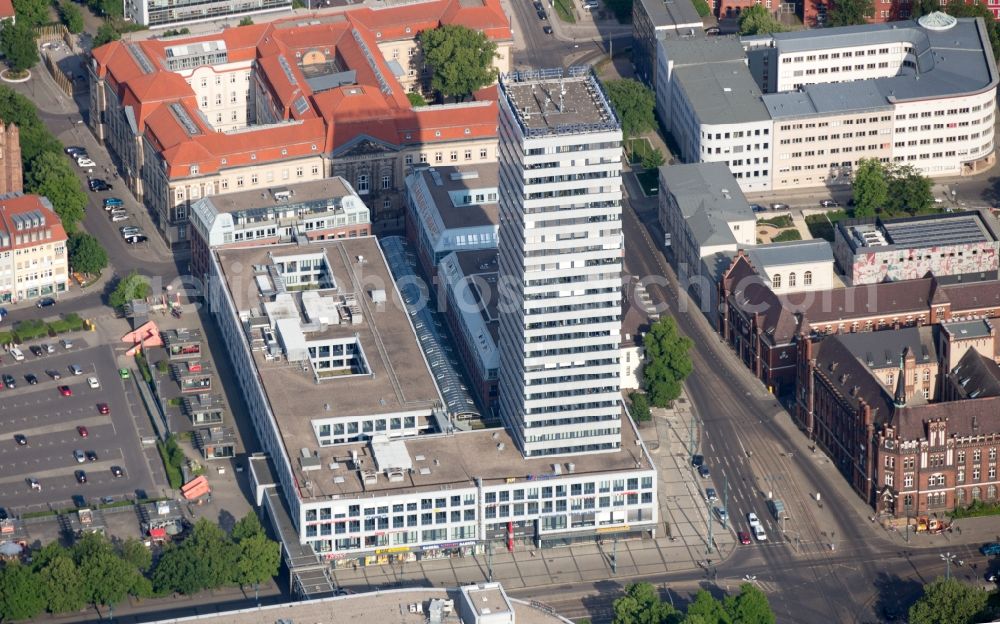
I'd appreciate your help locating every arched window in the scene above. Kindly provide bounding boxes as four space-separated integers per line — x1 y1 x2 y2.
772 274 781 289
788 272 796 287
989 485 998 500
956 488 966 505
973 486 982 500
803 271 813 286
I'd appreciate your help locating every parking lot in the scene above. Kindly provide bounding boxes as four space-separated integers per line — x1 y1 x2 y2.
0 338 160 513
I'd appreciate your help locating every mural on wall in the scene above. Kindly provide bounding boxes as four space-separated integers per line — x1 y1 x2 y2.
850 245 998 285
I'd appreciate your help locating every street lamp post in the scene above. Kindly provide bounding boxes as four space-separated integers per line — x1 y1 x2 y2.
941 552 956 580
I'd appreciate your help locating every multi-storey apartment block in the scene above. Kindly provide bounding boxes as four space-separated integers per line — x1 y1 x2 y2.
631 0 703 87
656 13 998 192
0 193 69 303
89 0 511 247
496 68 625 458
124 0 288 29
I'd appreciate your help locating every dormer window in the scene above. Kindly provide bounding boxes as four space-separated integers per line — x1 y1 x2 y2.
190 165 199 175
251 153 257 160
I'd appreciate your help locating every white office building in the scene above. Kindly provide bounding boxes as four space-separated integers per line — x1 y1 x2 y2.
496 68 625 457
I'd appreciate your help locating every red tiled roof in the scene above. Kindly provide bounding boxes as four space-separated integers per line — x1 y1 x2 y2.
94 0 509 177
0 0 15 20
0 194 68 251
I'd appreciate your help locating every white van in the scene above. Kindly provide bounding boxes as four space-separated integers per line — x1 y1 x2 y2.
10 347 24 361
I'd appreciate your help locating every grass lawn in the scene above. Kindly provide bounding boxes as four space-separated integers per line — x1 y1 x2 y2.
805 210 848 242
757 215 793 229
637 169 659 196
626 137 653 165
771 229 802 242
554 0 575 22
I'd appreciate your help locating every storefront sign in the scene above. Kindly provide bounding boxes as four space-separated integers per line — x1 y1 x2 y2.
597 525 629 533
376 546 411 554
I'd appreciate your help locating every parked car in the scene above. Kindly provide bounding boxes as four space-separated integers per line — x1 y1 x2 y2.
2 374 14 388
88 179 112 192
819 199 840 207
28 478 41 491
698 465 711 478
705 488 718 502
120 226 141 237
543 25 553 34
981 542 1000 556
737 531 752 545
111 465 124 478
85 450 98 462
58 385 72 396
87 377 100 389
714 507 728 523
118 368 131 379
45 369 62 380
532 1 543 9
76 157 97 168
64 146 87 156
103 198 123 209
97 403 110 415
13 434 27 446
10 347 23 360
36 297 56 308
69 364 83 376
75 470 87 484
77 426 89 437
44 343 55 354
705 26 720 34
111 212 130 222
73 449 86 463
125 235 149 245
691 454 704 467
24 374 37 385
750 203 764 212
537 9 547 19
29 345 43 357
986 572 999 583
61 339 73 349
771 202 789 210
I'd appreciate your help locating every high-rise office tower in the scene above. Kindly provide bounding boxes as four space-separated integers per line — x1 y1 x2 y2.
496 68 625 457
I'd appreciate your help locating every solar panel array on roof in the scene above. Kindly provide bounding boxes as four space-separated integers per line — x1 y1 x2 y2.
169 103 202 136
882 216 991 247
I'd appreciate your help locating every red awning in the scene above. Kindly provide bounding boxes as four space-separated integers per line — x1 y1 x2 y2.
149 527 167 538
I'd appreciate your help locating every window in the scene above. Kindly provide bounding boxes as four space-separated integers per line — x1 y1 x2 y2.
381 175 391 190
803 271 812 286
788 272 796 288
772 274 781 289
357 174 370 193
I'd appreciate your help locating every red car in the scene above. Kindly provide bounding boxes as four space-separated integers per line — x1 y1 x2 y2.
58 385 72 396
738 531 752 545
97 403 109 415
77 426 88 438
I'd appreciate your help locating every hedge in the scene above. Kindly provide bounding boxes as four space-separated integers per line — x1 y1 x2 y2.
157 440 184 489
11 314 85 343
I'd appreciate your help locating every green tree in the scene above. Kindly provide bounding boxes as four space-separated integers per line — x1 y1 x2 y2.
12 0 50 27
109 271 151 310
909 0 939 17
642 147 666 170
0 561 46 621
739 5 786 35
152 545 204 595
629 391 651 422
93 21 122 47
69 232 109 275
119 538 153 573
724 584 775 624
38 554 87 614
238 16 254 25
612 582 676 624
419 24 498 102
685 590 732 624
58 1 85 33
643 316 693 407
826 0 872 26
1 20 40 73
909 577 989 624
188 518 240 588
604 78 655 139
887 165 933 215
235 533 281 588
25 152 88 232
407 91 428 107
0 87 62 166
851 158 887 218
82 550 141 609
231 512 265 543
